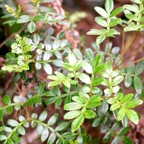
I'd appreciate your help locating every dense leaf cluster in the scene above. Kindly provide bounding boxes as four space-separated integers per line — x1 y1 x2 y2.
0 0 144 143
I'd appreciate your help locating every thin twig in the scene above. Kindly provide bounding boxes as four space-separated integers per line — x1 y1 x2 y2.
121 57 144 69
114 33 136 68
121 30 125 55
122 33 136 55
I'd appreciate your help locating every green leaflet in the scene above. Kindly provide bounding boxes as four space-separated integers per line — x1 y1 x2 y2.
71 115 84 132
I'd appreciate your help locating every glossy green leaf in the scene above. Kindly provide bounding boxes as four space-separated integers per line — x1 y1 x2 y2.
111 137 119 144
95 17 107 27
61 39 67 47
6 138 14 144
91 54 101 69
94 7 108 18
63 63 73 71
111 123 120 131
123 4 138 13
64 111 81 120
87 95 101 108
135 61 144 75
52 60 63 67
53 39 60 49
37 124 44 135
23 121 29 128
104 88 112 95
35 62 41 70
27 21 36 33
126 99 142 108
121 116 128 127
73 48 82 60
110 103 120 111
87 29 107 36
110 7 123 17
124 75 132 87
71 115 84 132
102 73 111 82
85 48 94 59
2 95 11 105
125 13 137 20
124 24 142 32
47 133 56 144
122 137 133 144
105 62 113 74
6 106 13 114
11 103 21 111
55 122 69 131
62 132 75 140
84 110 96 119
118 127 129 136
8 119 18 127
102 132 111 143
53 86 60 96
64 102 84 110
41 128 49 142
43 51 51 61
112 86 120 93
33 33 40 45
55 97 62 108
77 134 83 144
117 108 126 121
111 70 120 77
13 96 21 103
56 138 62 144
45 97 57 105
17 15 30 23
72 96 87 104
12 131 21 143
92 77 104 86
44 63 52 75
109 18 121 27
126 65 135 74
0 135 7 141
96 35 106 45
47 113 58 126
77 72 91 84
120 93 133 104
126 109 139 124
3 126 12 132
68 52 76 66
111 46 120 55
62 77 70 88
31 113 38 119
18 126 25 135
94 64 106 74
98 100 109 115
81 61 93 74
81 86 90 94
92 117 101 127
39 111 48 121
105 0 114 13
134 76 142 94
48 80 61 87
107 29 120 36
107 98 115 104
37 82 45 94
31 120 36 128
115 93 123 100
